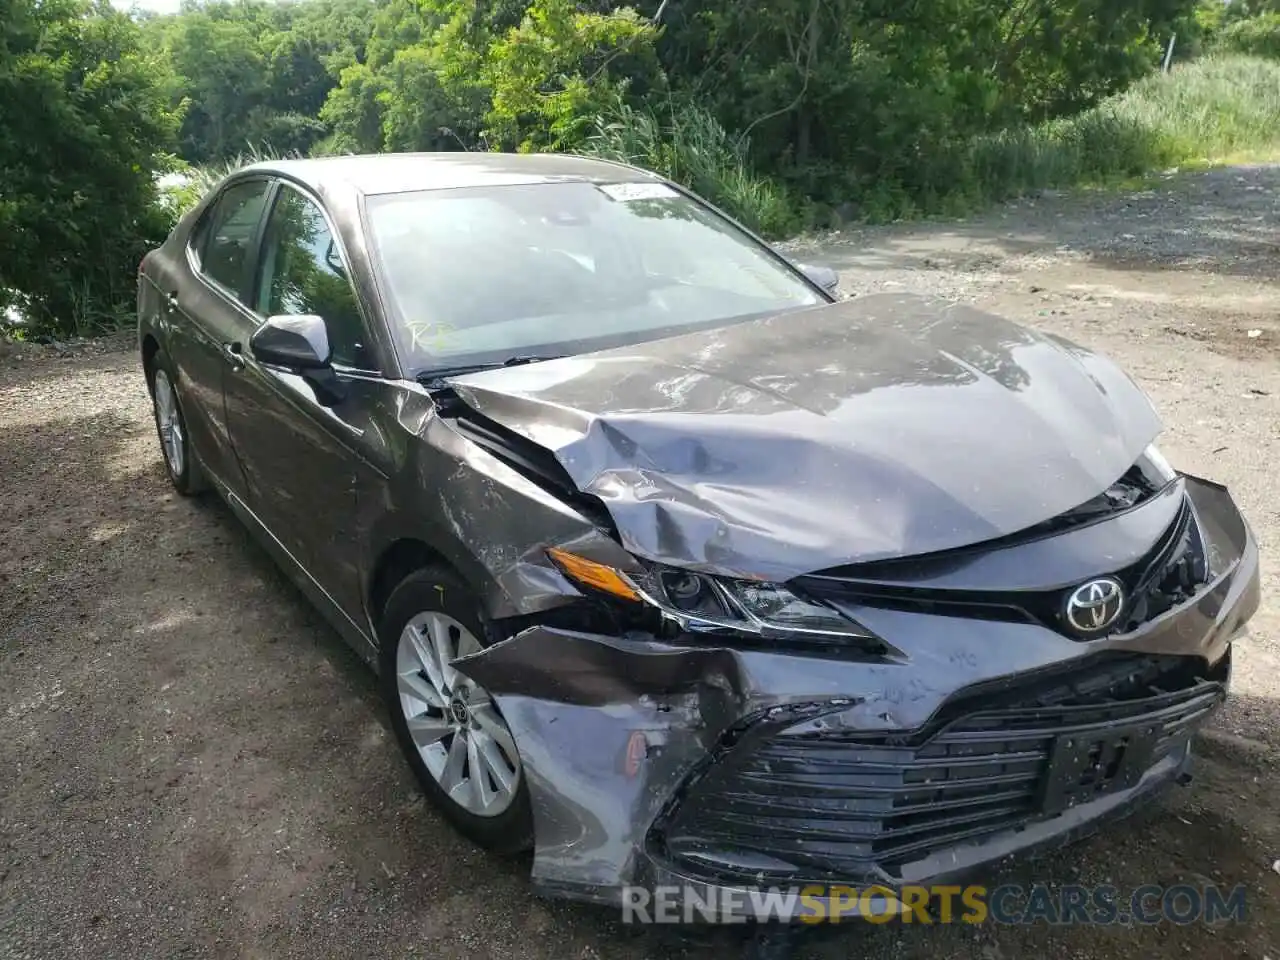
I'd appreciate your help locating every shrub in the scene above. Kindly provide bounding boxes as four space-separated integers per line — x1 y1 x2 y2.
1216 13 1280 59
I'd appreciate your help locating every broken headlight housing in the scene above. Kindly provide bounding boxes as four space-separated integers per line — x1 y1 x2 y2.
1137 443 1176 486
547 548 880 645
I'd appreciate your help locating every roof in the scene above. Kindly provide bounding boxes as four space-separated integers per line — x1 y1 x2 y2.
244 152 658 197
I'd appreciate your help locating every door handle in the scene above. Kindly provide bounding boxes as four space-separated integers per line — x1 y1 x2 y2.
222 341 246 370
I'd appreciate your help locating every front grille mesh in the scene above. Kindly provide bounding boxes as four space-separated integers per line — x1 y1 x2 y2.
659 654 1226 882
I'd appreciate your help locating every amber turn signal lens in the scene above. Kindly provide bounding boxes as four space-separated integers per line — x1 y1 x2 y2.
546 547 641 602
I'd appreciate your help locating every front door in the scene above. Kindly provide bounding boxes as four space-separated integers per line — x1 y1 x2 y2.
222 181 383 624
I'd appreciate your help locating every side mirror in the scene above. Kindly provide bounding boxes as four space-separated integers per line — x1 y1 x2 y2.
797 262 840 297
250 314 346 406
250 314 332 369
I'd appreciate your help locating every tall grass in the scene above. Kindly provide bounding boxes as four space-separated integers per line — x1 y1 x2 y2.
162 146 301 218
904 54 1280 217
581 99 800 238
1118 53 1280 160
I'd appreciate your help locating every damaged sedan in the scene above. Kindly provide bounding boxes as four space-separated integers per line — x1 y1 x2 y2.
137 153 1260 916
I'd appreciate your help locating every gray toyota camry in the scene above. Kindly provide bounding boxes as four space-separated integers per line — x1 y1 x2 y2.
138 153 1259 916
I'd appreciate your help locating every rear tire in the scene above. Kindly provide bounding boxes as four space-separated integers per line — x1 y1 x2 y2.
148 352 206 496
379 567 534 855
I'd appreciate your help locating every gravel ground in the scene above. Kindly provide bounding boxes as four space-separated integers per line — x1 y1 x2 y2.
2 165 1278 960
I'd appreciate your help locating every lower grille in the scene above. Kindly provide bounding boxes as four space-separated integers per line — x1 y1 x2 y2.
659 654 1226 882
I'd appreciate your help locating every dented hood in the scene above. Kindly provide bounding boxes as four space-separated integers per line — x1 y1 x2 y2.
448 293 1161 580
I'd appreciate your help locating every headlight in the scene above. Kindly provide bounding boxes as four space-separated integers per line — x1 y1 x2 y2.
547 547 880 645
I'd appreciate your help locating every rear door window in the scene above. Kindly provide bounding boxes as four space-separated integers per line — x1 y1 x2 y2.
196 180 271 300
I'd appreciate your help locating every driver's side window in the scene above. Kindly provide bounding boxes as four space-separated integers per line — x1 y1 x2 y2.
254 185 374 370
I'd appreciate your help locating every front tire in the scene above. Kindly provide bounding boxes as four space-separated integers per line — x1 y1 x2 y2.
379 567 533 854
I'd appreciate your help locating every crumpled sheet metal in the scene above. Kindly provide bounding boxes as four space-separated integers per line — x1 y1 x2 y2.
448 293 1162 583
453 586 1251 900
451 476 1257 903
403 411 642 619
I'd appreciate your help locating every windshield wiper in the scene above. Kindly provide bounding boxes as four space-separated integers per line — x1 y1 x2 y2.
416 354 567 388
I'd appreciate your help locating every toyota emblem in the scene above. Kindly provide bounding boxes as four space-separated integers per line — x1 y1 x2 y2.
1064 578 1125 635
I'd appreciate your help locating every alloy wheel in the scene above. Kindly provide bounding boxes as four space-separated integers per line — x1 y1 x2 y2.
395 612 521 817
153 369 185 479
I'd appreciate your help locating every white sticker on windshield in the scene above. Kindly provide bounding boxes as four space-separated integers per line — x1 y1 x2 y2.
598 182 679 202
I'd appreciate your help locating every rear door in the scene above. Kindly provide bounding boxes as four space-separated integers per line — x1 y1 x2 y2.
162 177 273 495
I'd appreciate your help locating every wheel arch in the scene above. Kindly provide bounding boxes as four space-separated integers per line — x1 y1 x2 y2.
141 333 161 392
366 537 472 634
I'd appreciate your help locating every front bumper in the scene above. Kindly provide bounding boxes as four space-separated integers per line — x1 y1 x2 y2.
454 476 1260 913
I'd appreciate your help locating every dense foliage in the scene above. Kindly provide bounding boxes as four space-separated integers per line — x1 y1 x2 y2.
139 0 375 161
0 0 180 334
1215 12 1280 58
6 0 1280 338
144 0 1204 207
316 0 1199 216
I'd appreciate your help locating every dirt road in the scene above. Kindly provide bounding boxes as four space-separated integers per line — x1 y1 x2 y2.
2 166 1278 959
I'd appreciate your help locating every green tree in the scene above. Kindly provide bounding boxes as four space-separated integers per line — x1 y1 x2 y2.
323 0 508 153
483 0 662 150
322 0 660 153
168 8 271 159
142 0 376 162
0 0 181 335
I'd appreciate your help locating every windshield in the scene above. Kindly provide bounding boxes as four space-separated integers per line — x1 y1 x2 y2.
362 181 824 375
